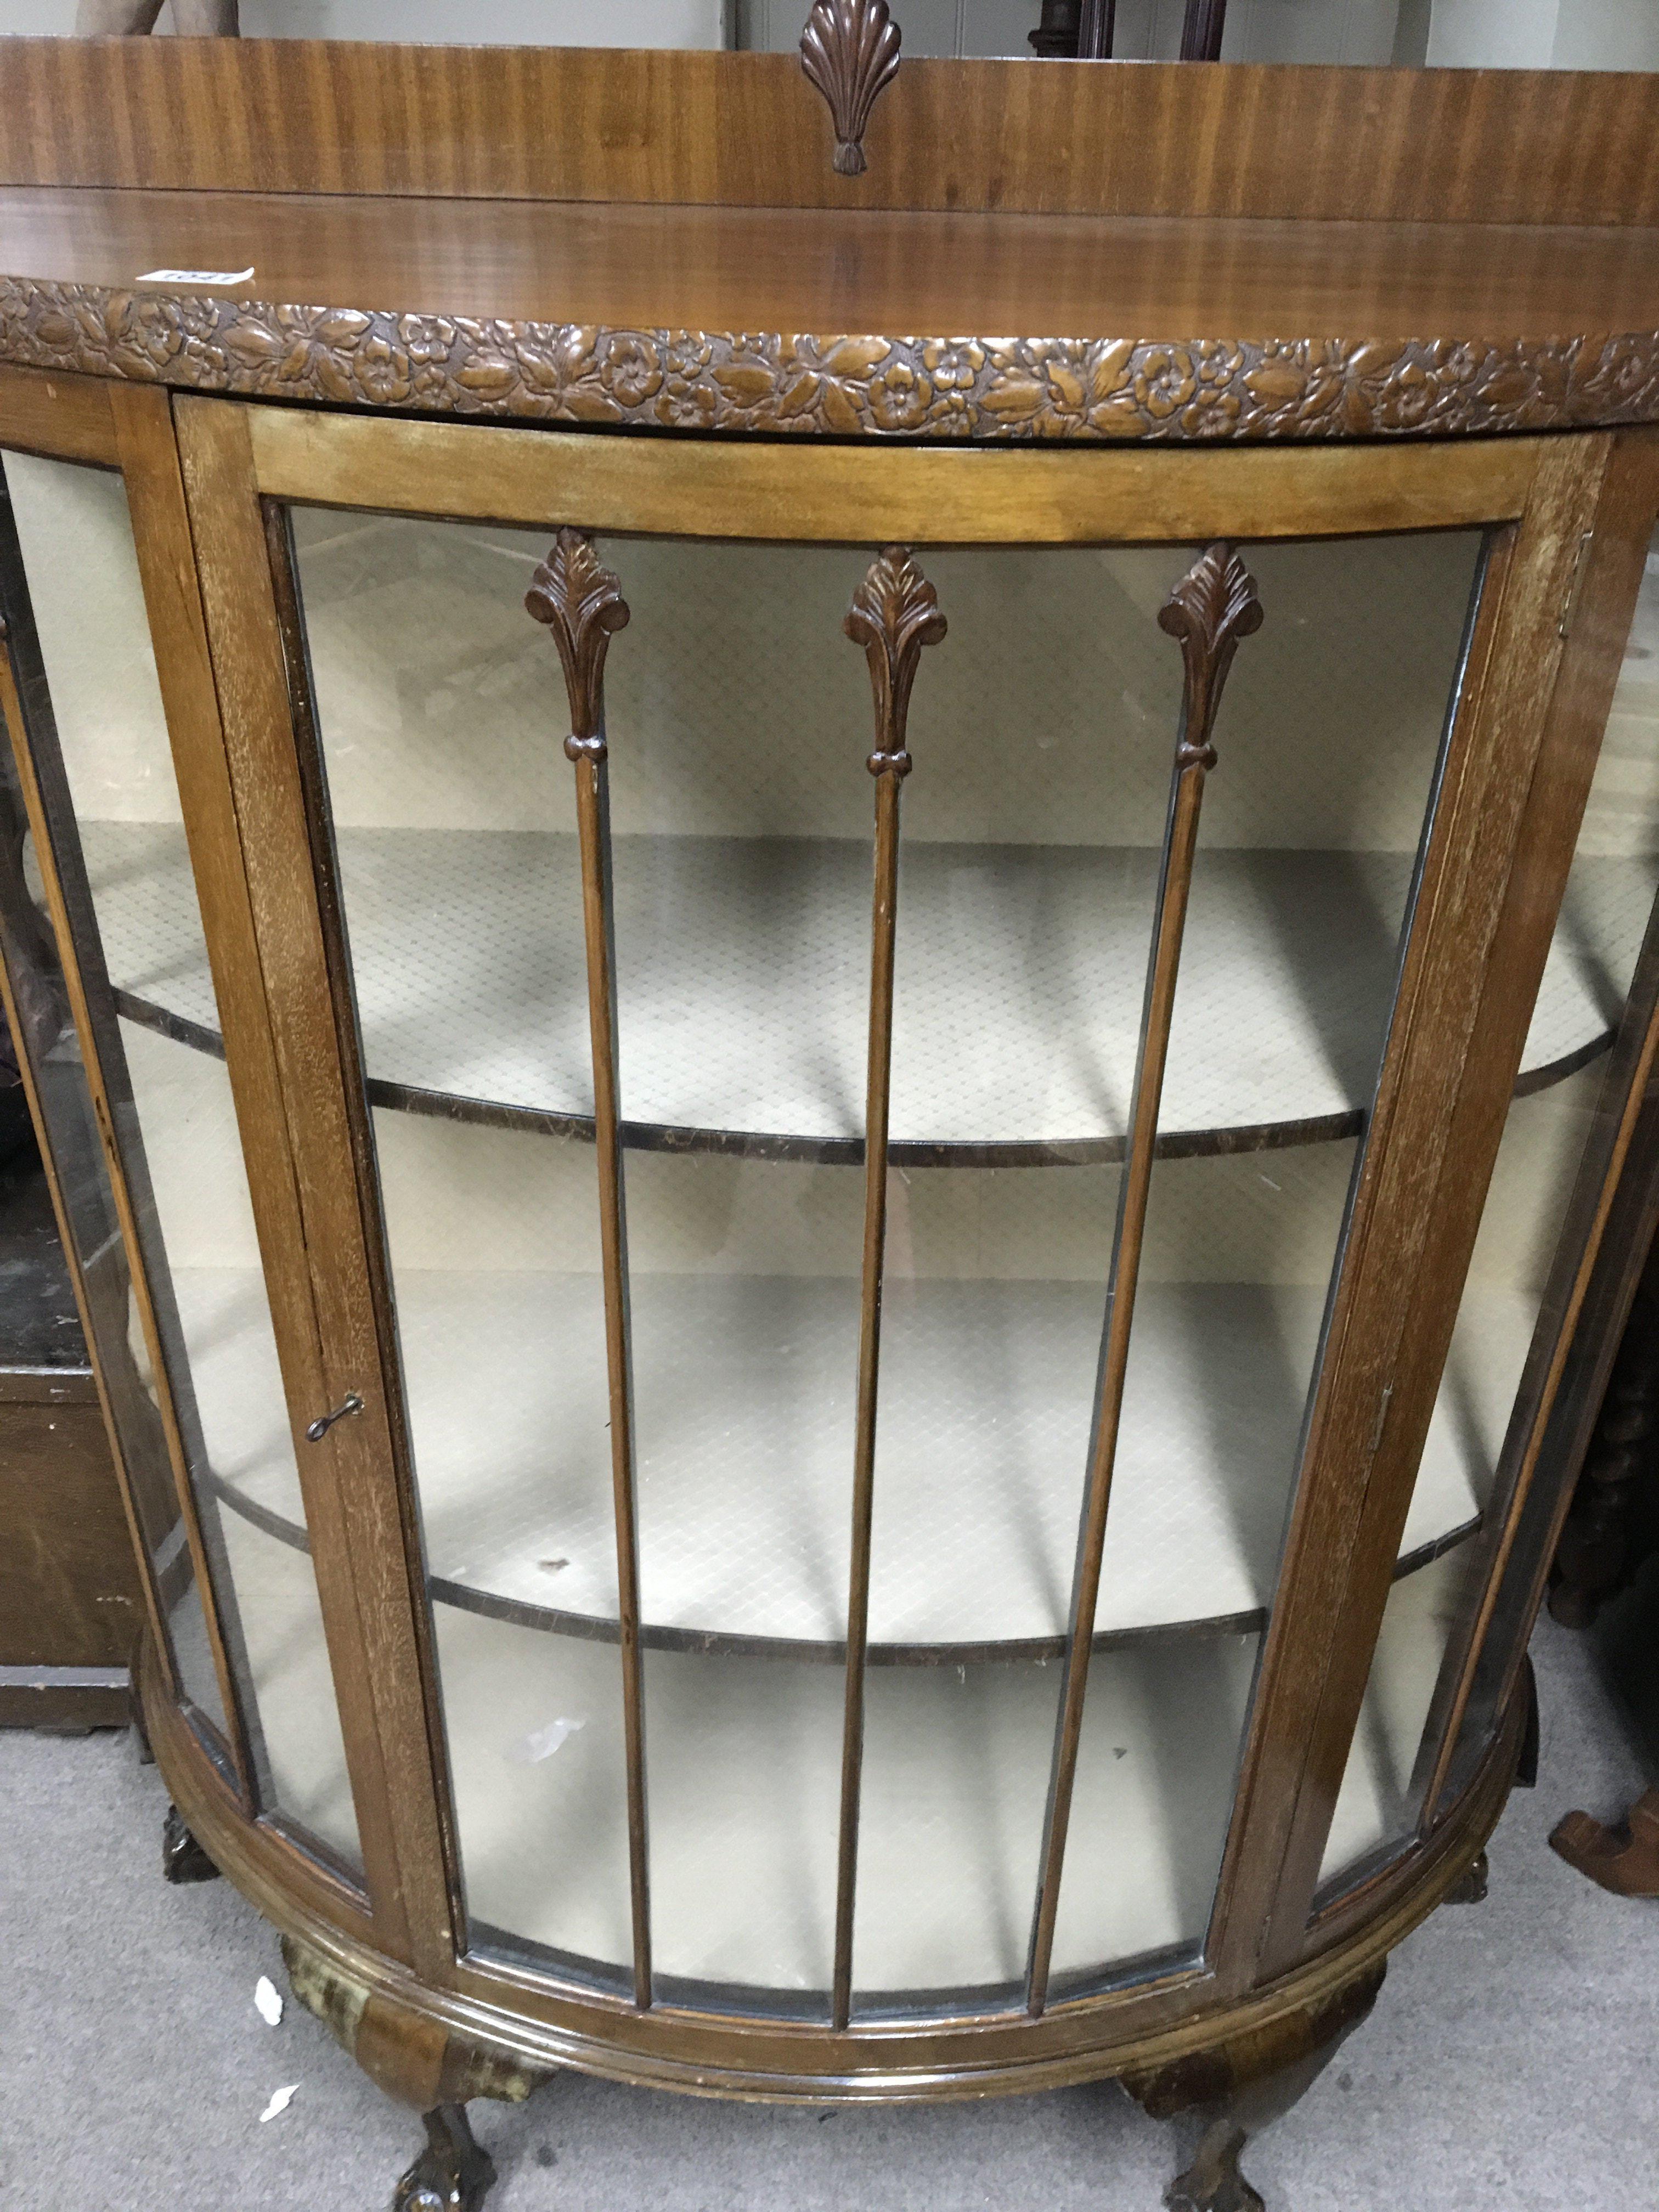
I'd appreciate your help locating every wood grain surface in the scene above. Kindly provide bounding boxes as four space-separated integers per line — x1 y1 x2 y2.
0 42 1654 229
0 185 1657 442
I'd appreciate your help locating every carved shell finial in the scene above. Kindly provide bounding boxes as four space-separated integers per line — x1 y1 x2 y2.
525 528 631 755
801 0 901 178
845 546 946 776
1157 542 1263 770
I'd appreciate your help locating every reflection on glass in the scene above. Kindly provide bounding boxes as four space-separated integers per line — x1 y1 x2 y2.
3 455 357 1867
0 741 229 1745
1336 532 1659 1876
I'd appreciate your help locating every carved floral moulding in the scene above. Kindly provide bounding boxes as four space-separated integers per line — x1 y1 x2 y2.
4 279 1659 441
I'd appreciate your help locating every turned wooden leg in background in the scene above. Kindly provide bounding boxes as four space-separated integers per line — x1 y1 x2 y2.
128 1668 154 1765
1550 1786 1659 1897
161 1802 219 1884
1124 1961 1385 2212
1550 1237 1659 1629
282 1936 555 2212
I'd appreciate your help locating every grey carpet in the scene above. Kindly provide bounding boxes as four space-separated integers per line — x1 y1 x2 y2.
2 1612 1656 2212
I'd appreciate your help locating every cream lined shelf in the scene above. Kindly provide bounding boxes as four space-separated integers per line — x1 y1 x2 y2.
82 820 1649 1161
176 1246 1509 1659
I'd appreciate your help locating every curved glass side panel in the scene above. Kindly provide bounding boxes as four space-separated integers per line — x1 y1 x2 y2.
1318 525 1659 1897
0 453 359 1874
0 721 229 1748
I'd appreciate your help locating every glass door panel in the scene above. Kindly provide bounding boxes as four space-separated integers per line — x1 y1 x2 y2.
1 452 358 1872
289 503 635 1982
590 538 873 2005
286 501 1496 2011
1321 525 1659 1892
853 533 1482 2005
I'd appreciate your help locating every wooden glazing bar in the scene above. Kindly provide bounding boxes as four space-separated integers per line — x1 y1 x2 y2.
261 495 466 1935
831 548 946 2031
0 364 117 467
525 529 651 2009
175 393 458 1972
247 408 1542 551
0 468 257 1802
1026 542 1263 2017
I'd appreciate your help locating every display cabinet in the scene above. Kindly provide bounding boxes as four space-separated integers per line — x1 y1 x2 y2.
2 31 1659 2212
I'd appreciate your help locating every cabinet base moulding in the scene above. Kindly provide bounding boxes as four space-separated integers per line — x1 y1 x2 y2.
140 1630 1522 2113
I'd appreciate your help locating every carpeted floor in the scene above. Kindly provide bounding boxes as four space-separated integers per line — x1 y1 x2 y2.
3 1604 1656 2212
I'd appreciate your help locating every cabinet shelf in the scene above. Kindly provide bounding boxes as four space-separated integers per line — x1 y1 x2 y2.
185 1258 1505 1662
84 822 1646 1165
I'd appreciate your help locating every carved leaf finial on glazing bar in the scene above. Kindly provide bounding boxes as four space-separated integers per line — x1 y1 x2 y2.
844 545 948 775
525 527 631 758
1157 541 1263 770
801 0 902 178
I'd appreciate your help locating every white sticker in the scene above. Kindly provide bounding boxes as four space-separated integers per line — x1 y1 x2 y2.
258 2085 299 2123
508 1716 584 1765
254 1974 284 2027
137 266 254 286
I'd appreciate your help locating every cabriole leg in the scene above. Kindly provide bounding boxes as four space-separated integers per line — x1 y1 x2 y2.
1125 1962 1385 2212
396 2104 494 2212
281 1935 555 2212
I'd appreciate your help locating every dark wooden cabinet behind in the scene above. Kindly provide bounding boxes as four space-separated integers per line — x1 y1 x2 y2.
0 1127 139 1728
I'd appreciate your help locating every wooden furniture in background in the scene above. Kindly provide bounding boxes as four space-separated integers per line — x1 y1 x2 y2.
1031 0 1228 59
0 770 139 1731
1551 1785 1659 1893
1549 1227 1659 1625
0 1166 139 1731
1 41 1657 2212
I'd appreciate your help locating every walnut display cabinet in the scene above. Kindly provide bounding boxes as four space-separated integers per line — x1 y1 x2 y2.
5 29 1659 2212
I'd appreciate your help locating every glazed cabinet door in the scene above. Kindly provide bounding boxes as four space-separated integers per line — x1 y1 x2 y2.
0 368 452 1961
156 394 1645 2041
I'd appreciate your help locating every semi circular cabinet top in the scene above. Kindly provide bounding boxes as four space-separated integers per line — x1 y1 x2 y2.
3 185 1659 442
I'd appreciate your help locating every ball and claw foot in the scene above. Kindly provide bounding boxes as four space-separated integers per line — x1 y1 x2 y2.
1168 2119 1264 2212
161 1802 219 1884
394 2105 496 2212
